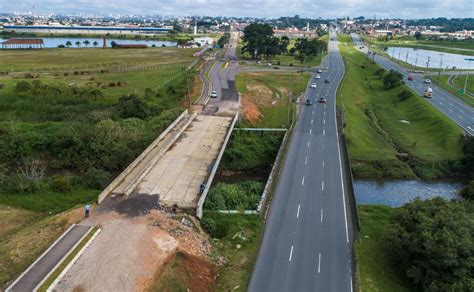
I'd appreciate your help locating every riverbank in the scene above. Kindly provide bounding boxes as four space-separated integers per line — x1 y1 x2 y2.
337 34 464 180
355 205 415 292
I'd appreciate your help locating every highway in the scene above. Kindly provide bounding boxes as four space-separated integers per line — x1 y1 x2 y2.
248 29 354 292
351 33 474 136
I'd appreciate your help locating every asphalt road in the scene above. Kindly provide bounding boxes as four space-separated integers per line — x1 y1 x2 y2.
248 29 354 292
7 224 91 292
351 33 474 136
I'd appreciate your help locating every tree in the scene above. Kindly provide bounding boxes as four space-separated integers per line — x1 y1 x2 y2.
83 40 90 47
414 31 423 40
116 94 150 119
110 41 117 48
217 33 230 48
92 41 99 47
75 41 81 48
241 23 275 59
279 36 290 54
293 37 326 64
386 198 474 291
65 41 72 48
383 69 404 89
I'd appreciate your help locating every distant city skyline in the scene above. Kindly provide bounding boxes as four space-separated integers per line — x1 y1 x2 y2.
1 0 473 19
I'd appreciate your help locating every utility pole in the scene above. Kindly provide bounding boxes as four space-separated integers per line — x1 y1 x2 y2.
463 58 474 94
405 51 409 64
438 53 444 75
287 89 292 127
414 53 419 71
426 56 431 69
398 48 402 64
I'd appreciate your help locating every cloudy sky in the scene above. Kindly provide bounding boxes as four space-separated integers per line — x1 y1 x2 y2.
1 0 473 18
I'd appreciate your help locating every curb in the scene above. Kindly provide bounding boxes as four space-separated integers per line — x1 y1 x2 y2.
46 228 102 292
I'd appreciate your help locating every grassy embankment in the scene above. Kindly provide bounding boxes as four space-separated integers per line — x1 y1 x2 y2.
430 74 474 107
236 72 309 128
0 47 200 288
337 34 464 179
355 205 415 292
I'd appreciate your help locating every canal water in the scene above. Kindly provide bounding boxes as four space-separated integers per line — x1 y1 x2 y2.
0 37 176 48
354 179 464 207
386 47 473 70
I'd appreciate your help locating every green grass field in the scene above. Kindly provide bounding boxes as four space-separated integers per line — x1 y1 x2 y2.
355 205 415 292
430 75 474 107
338 35 464 179
0 47 197 71
236 71 309 128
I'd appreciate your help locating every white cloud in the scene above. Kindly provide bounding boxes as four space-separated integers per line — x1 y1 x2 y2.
1 0 473 18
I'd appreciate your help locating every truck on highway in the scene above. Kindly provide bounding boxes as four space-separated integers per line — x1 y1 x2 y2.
424 87 433 98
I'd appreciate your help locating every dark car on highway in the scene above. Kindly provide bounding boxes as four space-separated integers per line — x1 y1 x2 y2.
305 99 312 106
324 79 330 83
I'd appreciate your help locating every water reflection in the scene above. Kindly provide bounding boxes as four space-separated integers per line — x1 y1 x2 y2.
386 47 473 70
354 179 463 207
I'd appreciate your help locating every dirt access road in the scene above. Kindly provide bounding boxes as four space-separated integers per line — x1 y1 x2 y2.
53 195 212 291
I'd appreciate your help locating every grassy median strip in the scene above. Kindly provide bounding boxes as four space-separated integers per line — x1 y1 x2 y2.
37 226 99 292
355 206 415 292
337 34 464 179
430 75 474 108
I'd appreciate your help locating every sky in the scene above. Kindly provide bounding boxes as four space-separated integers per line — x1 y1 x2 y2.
1 0 473 19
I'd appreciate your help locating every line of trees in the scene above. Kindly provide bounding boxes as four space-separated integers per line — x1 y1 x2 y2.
241 22 327 63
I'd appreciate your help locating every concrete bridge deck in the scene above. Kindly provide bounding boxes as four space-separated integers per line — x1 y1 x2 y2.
100 111 234 209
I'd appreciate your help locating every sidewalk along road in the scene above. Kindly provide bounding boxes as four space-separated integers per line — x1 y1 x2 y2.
248 28 354 292
352 33 474 136
6 224 91 292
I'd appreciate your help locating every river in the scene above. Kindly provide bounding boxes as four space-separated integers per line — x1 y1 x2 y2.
0 37 176 48
354 179 464 207
386 47 473 70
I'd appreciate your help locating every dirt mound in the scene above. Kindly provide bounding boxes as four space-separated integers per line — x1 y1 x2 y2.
147 250 217 292
241 97 263 126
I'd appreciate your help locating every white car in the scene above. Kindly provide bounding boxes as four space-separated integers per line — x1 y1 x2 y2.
316 69 323 73
315 74 321 79
424 79 431 84
210 90 217 98
310 83 317 88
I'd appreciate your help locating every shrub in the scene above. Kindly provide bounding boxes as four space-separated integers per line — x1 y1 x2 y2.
383 70 404 89
375 68 386 78
398 89 413 101
16 81 31 92
51 174 72 192
201 217 217 237
2 174 45 194
460 180 474 200
116 94 150 119
204 181 263 210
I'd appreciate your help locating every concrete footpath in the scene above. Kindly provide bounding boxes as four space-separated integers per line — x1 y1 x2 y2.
6 224 91 292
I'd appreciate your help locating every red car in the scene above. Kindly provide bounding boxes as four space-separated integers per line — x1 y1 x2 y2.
319 97 327 103
408 75 414 81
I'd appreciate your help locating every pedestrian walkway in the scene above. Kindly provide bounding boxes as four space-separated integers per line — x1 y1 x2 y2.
6 224 91 292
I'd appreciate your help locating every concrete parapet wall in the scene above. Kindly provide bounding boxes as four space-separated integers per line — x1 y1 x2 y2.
98 110 189 203
196 112 239 219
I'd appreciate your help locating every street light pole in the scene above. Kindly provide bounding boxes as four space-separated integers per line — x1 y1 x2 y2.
438 53 444 75
464 58 474 94
414 53 419 71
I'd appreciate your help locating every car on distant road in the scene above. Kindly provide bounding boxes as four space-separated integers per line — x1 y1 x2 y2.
315 74 321 79
316 69 323 73
408 75 414 81
305 99 313 106
424 79 431 84
210 90 217 98
324 79 330 83
310 83 317 88
267 63 272 67
318 97 326 103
